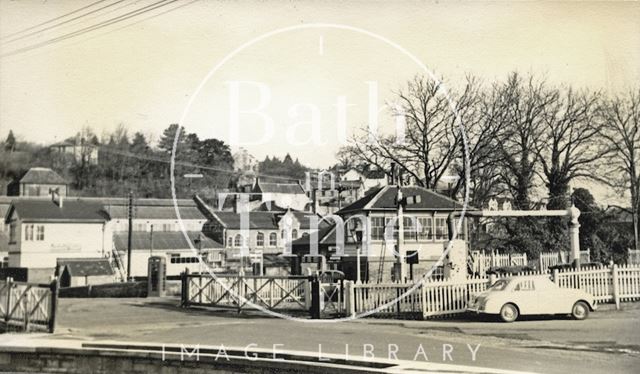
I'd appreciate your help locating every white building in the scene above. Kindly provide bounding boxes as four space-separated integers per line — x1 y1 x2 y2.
4 199 111 272
112 231 224 277
251 179 310 211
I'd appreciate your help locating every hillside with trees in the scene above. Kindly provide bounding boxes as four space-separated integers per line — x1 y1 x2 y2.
0 124 235 199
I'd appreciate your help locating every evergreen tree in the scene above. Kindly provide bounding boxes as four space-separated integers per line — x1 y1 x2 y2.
4 130 16 152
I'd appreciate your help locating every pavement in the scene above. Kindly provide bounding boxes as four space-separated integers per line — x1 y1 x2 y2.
3 297 640 373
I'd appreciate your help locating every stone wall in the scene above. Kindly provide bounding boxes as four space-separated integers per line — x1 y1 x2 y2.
0 345 385 374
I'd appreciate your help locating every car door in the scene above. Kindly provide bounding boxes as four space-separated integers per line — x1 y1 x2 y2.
535 277 572 314
512 279 538 315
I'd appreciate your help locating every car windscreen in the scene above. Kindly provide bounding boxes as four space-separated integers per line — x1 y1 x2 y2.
490 279 508 291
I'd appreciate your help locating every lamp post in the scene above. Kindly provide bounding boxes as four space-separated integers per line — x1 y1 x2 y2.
350 221 364 284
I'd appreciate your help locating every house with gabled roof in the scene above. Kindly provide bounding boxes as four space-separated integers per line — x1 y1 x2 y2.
57 258 115 287
292 185 470 283
251 178 310 211
6 167 68 197
4 198 112 281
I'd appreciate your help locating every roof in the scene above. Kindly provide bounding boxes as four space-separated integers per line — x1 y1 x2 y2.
211 211 279 230
334 187 382 213
255 180 306 195
291 224 336 246
70 197 206 220
253 201 287 212
210 209 326 230
113 231 222 251
5 200 108 223
337 185 468 214
105 205 205 220
19 167 66 185
57 258 114 277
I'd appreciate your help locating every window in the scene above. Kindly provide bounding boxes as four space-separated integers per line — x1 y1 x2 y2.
227 236 232 247
269 232 277 247
514 280 535 291
384 217 398 240
417 217 433 240
490 279 508 291
234 234 243 247
25 224 34 241
256 232 264 247
435 217 448 240
371 217 385 240
291 229 298 239
36 225 44 241
9 223 17 243
170 255 200 264
403 216 417 240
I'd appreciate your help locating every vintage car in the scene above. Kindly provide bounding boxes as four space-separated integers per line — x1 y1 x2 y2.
467 275 596 322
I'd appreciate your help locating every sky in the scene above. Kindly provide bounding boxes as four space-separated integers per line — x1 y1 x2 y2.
0 0 639 203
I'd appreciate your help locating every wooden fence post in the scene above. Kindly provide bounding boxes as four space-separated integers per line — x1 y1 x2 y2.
5 277 12 328
552 268 559 283
48 278 58 333
344 281 355 317
489 274 496 286
611 264 620 310
180 269 189 307
304 276 312 310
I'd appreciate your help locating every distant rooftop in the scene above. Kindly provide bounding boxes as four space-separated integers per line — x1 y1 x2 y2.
19 167 66 185
57 258 114 277
113 231 222 251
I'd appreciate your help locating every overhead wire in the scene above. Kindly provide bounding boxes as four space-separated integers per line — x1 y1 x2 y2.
1 0 111 40
1 0 180 58
2 0 128 44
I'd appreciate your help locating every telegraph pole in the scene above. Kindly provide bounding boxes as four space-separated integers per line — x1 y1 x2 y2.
396 184 406 282
127 191 133 281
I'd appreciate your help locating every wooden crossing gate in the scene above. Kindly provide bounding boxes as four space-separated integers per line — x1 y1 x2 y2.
181 273 310 313
0 278 58 333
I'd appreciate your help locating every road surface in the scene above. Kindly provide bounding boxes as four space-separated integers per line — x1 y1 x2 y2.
23 297 640 373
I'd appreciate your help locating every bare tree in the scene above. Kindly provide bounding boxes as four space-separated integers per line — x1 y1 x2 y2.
450 78 509 207
601 89 640 250
537 87 608 209
342 75 477 190
494 73 556 210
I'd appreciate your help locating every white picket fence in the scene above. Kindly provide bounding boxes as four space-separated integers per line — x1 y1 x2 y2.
470 250 528 275
345 264 640 319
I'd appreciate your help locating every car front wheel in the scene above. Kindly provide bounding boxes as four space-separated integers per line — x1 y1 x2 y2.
571 301 590 320
499 303 519 322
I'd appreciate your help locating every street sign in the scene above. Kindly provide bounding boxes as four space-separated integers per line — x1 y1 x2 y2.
183 173 204 178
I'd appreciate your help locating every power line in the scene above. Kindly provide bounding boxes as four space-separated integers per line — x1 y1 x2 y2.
2 0 128 44
2 0 196 62
1 0 179 58
1 0 111 40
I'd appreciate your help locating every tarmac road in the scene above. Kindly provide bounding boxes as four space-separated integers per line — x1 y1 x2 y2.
44 297 640 374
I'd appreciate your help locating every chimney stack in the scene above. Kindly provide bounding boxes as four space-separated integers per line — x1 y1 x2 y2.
50 187 63 208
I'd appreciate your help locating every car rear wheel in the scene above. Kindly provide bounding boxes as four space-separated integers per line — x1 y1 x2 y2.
499 303 518 322
571 301 590 320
